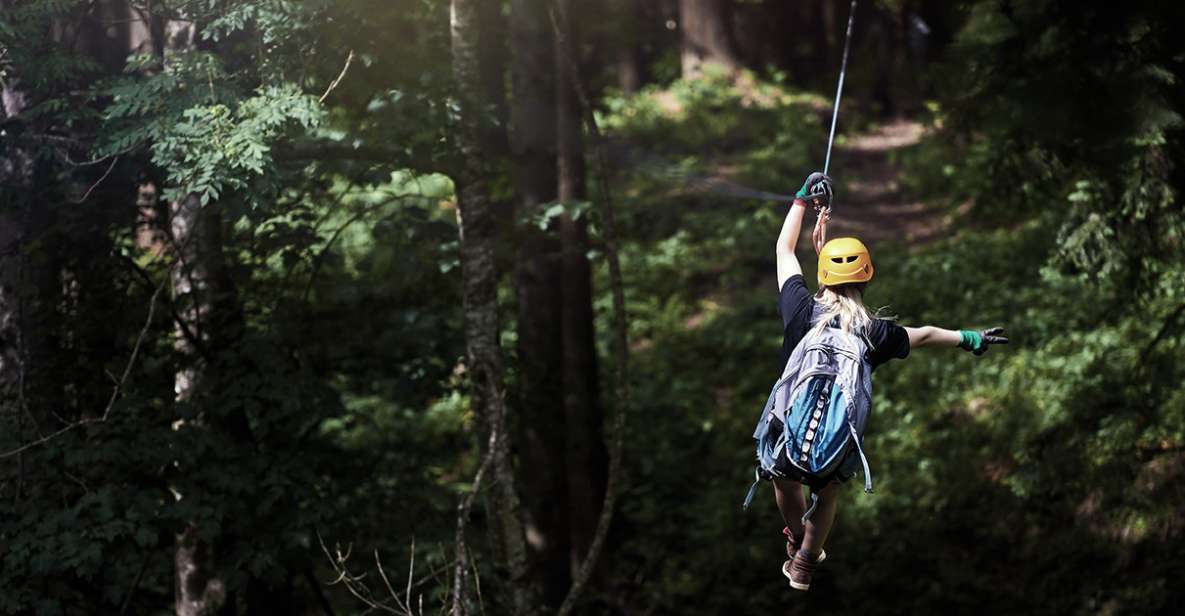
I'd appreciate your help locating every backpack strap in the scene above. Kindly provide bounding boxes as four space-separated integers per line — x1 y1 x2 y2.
823 317 878 360
857 326 876 357
741 467 762 511
849 422 873 494
802 492 821 525
816 307 877 353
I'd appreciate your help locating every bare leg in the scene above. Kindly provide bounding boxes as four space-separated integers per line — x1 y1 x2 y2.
771 479 806 539
800 482 840 558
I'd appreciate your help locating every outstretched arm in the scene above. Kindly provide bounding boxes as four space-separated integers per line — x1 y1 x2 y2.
906 326 1009 355
905 326 961 348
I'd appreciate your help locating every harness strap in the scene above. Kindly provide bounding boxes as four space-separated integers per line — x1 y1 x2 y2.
858 327 876 353
801 492 820 525
849 422 874 494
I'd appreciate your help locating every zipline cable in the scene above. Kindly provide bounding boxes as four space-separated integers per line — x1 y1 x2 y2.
823 0 858 177
811 0 857 255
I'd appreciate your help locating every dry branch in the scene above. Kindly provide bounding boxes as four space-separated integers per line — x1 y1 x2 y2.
74 155 120 203
320 50 356 104
0 266 169 459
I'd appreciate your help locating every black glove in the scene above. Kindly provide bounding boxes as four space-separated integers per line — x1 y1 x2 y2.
959 327 1009 356
795 172 833 210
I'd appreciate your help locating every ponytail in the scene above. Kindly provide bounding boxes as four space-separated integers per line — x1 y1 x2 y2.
810 284 874 338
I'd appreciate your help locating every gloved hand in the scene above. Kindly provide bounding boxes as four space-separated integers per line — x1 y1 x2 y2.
795 172 833 210
958 327 1009 356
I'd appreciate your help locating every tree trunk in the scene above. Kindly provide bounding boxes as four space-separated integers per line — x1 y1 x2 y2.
477 0 510 155
613 0 646 93
550 6 632 612
821 0 838 80
869 6 896 117
0 52 62 483
509 0 570 608
0 217 20 418
170 194 251 616
0 72 34 408
1 0 157 492
451 1 540 614
159 14 232 616
555 0 607 578
170 193 230 616
0 74 37 493
678 0 739 78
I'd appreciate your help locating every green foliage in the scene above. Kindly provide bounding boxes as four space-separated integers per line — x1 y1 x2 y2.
601 67 828 161
936 0 1185 283
149 85 324 204
2 1 467 613
591 4 1185 609
203 0 331 46
3 0 1183 613
98 55 324 205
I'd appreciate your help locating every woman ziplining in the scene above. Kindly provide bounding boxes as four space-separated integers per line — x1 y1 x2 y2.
746 172 1009 591
740 0 1005 591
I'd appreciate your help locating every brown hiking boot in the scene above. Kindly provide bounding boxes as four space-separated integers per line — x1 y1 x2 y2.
782 527 826 563
783 550 822 591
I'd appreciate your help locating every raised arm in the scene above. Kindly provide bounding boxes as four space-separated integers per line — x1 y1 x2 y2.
906 326 1009 354
776 200 808 290
777 173 832 290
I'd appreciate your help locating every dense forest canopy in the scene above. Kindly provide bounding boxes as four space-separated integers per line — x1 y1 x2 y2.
1 0 1182 614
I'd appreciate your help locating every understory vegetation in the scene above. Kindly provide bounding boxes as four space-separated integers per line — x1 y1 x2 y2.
1 1 1182 614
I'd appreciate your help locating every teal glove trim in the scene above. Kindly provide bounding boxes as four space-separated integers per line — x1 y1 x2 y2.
958 330 983 353
795 181 811 199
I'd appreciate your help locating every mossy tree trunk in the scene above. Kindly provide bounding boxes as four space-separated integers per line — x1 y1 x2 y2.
451 1 541 613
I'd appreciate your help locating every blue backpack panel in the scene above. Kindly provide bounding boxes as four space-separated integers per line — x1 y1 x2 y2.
744 309 874 515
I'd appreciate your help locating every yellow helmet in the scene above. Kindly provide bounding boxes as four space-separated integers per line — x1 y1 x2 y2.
817 237 874 286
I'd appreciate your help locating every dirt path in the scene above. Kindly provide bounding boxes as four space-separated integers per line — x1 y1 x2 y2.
619 115 947 249
819 119 948 246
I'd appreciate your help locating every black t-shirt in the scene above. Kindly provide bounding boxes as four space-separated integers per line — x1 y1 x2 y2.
778 275 910 373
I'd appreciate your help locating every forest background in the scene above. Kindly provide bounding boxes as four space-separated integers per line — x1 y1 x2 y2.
1 1 1183 614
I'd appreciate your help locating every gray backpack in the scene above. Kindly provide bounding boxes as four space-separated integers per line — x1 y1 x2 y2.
743 308 875 518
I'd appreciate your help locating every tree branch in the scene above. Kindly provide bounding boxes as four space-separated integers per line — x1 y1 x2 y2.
320 50 356 104
1140 302 1185 362
74 156 119 203
0 268 169 458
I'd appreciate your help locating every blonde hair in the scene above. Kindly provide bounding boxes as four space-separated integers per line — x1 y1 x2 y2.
811 284 873 338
